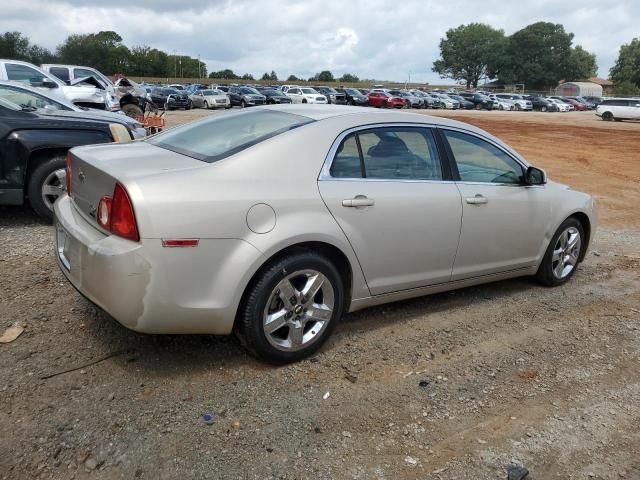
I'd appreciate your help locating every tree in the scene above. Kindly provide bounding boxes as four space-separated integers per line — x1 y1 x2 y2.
316 70 335 82
0 31 54 65
261 72 270 81
209 69 239 79
287 74 299 81
613 80 640 96
56 31 130 74
269 70 278 81
339 73 359 83
498 22 590 90
565 45 597 80
129 46 169 76
610 38 640 88
432 23 507 88
241 73 254 80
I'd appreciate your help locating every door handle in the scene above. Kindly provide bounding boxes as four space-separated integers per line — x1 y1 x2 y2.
465 194 488 205
342 196 375 208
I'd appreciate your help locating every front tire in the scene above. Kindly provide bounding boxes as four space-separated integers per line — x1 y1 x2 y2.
121 103 143 118
237 252 344 363
602 111 613 121
27 154 67 222
535 218 585 286
204 101 209 109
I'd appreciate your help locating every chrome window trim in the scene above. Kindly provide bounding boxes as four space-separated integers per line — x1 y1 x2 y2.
319 122 446 182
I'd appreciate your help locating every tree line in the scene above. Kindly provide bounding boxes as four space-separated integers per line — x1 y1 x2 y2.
0 30 206 78
433 21 640 95
209 69 360 84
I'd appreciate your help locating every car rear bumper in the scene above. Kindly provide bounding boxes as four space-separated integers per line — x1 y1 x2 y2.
54 195 264 335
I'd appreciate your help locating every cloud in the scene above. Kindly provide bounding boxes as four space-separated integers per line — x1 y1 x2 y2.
3 0 638 83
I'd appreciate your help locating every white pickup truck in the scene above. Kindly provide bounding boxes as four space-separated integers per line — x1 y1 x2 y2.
0 59 108 110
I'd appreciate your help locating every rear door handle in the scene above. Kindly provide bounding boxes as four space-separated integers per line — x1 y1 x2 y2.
342 196 375 208
465 194 488 205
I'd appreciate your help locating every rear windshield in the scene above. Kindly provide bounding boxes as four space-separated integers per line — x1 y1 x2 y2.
148 110 314 162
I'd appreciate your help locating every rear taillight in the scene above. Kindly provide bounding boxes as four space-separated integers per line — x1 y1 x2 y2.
97 183 139 242
65 152 71 195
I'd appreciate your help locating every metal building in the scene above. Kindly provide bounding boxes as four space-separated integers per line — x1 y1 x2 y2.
555 82 603 97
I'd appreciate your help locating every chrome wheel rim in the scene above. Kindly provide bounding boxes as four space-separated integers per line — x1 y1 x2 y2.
263 269 334 352
41 168 67 212
552 227 581 279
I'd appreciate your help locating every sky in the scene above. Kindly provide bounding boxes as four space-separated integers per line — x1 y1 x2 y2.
3 0 638 83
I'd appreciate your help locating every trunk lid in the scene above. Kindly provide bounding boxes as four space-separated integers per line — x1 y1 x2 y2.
68 142 207 225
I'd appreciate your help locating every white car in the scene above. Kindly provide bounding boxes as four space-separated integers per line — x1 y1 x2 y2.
495 94 533 111
549 98 571 112
489 95 515 111
0 59 108 110
596 98 640 122
286 87 327 104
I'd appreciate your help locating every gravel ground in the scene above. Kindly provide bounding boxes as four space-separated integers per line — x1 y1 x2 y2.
0 109 639 480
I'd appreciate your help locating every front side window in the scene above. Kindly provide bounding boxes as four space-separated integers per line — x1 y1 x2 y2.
5 64 52 87
329 127 443 181
49 67 70 82
0 85 66 111
444 130 523 184
149 110 314 163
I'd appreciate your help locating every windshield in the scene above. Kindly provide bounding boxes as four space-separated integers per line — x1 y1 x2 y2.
149 110 314 163
263 90 281 96
344 88 360 96
240 87 259 95
202 90 221 96
0 85 69 112
301 88 317 94
164 89 179 95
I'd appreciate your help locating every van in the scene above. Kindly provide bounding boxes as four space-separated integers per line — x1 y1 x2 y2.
596 98 640 122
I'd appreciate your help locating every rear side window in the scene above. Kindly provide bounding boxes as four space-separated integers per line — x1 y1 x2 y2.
149 110 314 163
330 127 443 181
5 63 51 87
49 67 70 82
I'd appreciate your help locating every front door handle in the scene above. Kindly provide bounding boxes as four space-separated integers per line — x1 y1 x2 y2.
465 194 488 205
342 195 375 208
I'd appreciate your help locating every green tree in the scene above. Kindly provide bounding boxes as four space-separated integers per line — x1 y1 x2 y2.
269 70 278 81
261 72 270 81
613 80 640 96
339 73 359 83
499 22 589 89
432 23 507 88
565 45 598 80
287 74 299 81
241 73 254 80
129 46 169 76
209 69 239 79
316 70 334 82
0 31 55 64
610 38 640 88
56 31 130 74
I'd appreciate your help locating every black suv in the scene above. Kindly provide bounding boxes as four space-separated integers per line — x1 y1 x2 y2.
335 87 368 106
458 92 493 110
312 86 347 104
0 97 130 220
257 88 292 104
150 87 192 110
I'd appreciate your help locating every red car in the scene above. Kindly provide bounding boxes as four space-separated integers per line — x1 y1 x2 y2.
367 91 405 108
556 97 587 111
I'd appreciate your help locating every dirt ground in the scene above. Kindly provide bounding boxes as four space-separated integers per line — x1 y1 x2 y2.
1 109 639 480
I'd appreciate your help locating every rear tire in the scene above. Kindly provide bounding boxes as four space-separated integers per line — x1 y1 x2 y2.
602 111 613 121
241 100 247 108
27 154 67 222
535 217 585 287
237 252 344 364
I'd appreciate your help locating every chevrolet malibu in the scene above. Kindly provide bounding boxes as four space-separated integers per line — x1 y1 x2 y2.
55 105 597 363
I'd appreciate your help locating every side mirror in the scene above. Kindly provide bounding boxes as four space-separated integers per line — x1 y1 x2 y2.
41 79 58 89
524 166 547 186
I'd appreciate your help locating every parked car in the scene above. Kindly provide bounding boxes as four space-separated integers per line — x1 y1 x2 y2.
0 81 145 137
526 95 559 112
335 87 368 106
228 86 266 107
0 96 134 220
495 94 533 111
447 94 475 109
388 90 423 108
549 96 575 111
54 105 596 363
313 86 347 105
431 93 458 110
1 59 109 110
189 89 230 109
557 97 587 111
409 90 437 109
596 98 640 121
285 87 327 104
582 96 602 107
458 92 493 110
357 88 370 96
548 98 572 112
569 96 596 110
169 84 186 91
259 89 293 105
150 87 192 110
367 91 404 108
488 95 516 111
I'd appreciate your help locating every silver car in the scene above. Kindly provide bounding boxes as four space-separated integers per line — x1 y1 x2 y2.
54 106 597 363
189 89 230 109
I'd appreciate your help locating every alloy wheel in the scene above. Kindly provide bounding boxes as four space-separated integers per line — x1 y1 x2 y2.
263 269 334 352
551 227 581 280
41 168 66 212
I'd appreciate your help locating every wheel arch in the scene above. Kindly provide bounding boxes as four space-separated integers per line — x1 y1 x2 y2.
25 147 68 190
235 240 355 329
568 211 591 262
